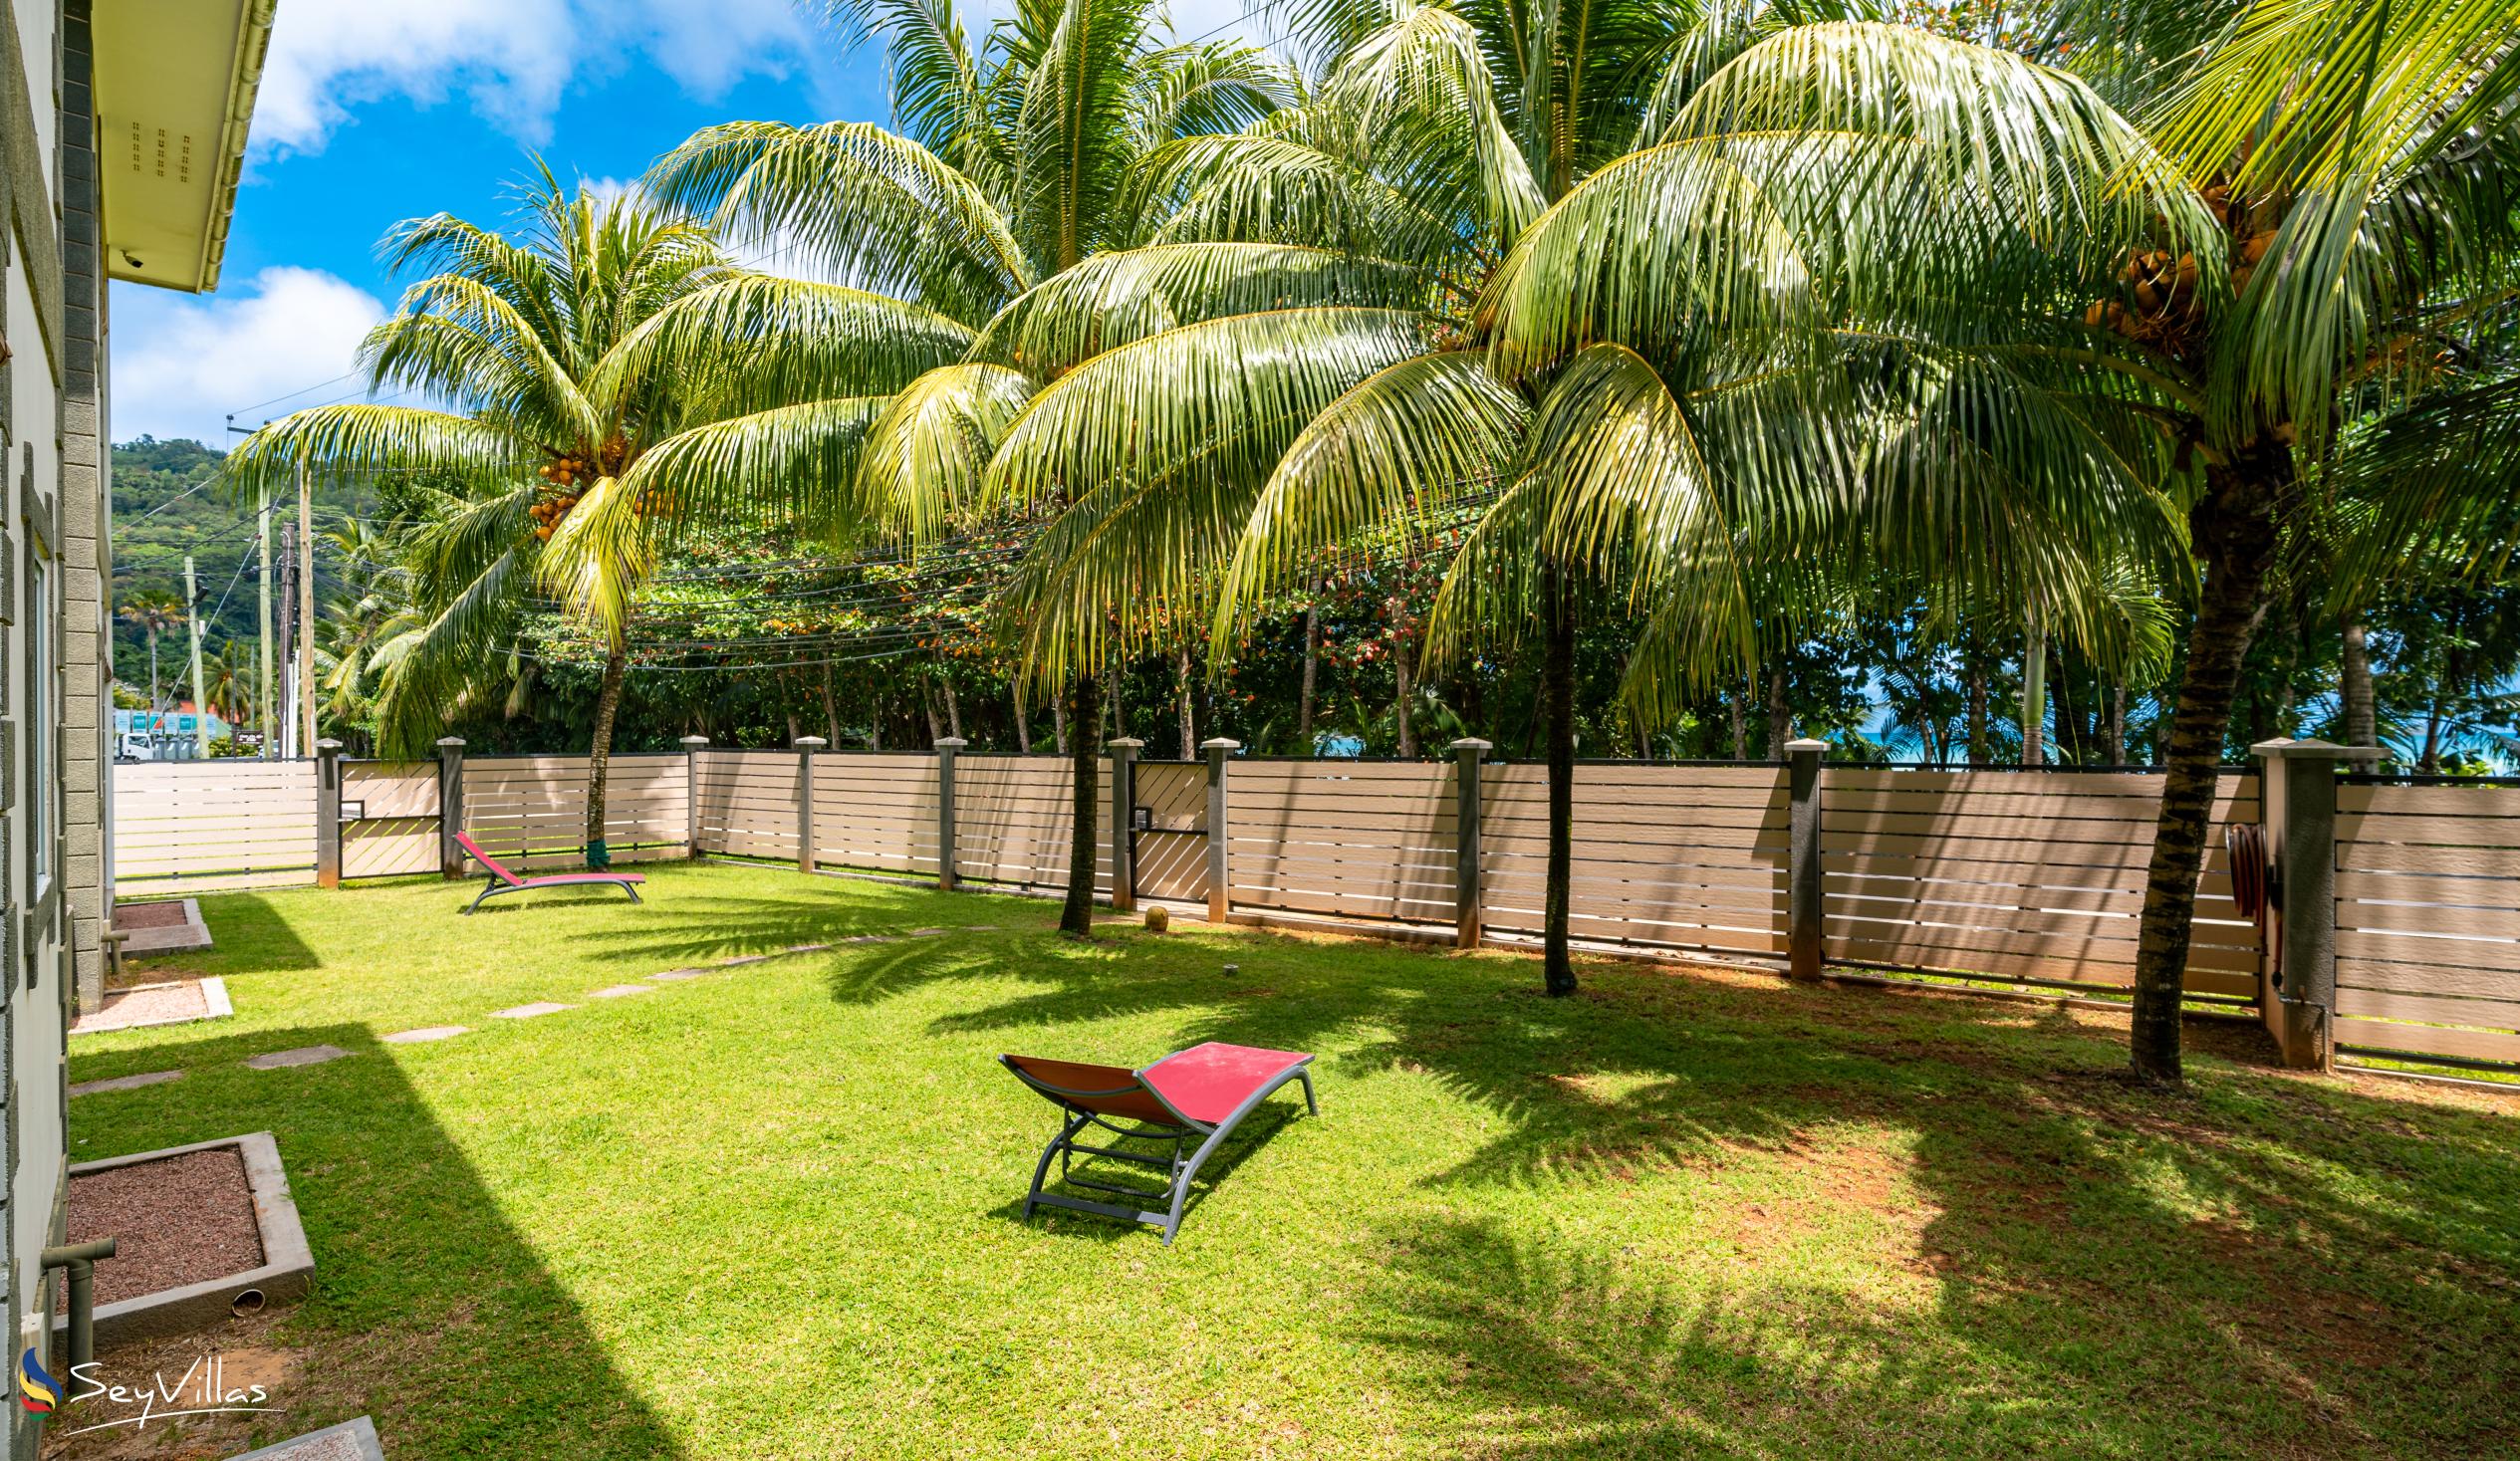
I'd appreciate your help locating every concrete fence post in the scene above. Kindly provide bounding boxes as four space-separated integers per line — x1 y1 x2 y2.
315 739 345 888
1451 738 1491 949
679 735 709 857
435 737 466 878
1202 738 1240 922
2250 738 2383 1071
1784 738 1830 980
793 737 828 874
1107 738 1142 912
934 737 965 890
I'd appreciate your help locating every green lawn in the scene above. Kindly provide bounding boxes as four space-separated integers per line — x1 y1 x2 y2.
65 862 2520 1459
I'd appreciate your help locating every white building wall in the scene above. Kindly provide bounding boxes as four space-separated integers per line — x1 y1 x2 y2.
4 3 75 1457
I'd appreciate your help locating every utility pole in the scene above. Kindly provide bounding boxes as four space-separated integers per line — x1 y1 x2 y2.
257 482 274 758
184 555 209 758
278 522 298 759
298 461 317 756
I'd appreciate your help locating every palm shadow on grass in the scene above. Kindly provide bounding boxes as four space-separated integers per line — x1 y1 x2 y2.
557 875 1054 970
820 919 2520 1456
59 1021 680 1460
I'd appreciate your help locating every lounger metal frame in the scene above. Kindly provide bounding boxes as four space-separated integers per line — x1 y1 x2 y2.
462 872 643 914
1001 1053 1317 1245
455 833 644 914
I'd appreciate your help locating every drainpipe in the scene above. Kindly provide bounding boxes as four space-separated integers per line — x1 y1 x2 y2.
42 1238 118 1369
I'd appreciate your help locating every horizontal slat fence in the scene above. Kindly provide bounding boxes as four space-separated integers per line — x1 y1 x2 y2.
813 753 942 876
1227 760 1455 922
955 755 1115 893
693 750 803 862
113 759 320 893
1821 769 2259 997
1482 763 1788 957
1134 761 1208 903
461 753 686 871
2333 781 2520 1066
339 760 438 879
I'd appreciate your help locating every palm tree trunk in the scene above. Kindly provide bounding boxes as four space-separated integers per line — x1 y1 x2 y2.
1765 667 1790 760
1543 570 1578 997
942 672 961 740
1052 691 1068 755
147 626 161 714
2052 641 2079 762
2109 682 2127 765
822 662 842 745
2131 443 2288 1087
1728 685 1747 761
2340 618 2376 748
1013 679 1032 755
1060 672 1103 937
1298 604 1320 749
2021 617 2047 766
1176 647 1196 760
1394 634 1414 758
585 645 630 869
1966 652 1989 763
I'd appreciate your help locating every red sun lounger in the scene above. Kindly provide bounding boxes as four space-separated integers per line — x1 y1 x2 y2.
1000 1042 1316 1244
454 832 645 914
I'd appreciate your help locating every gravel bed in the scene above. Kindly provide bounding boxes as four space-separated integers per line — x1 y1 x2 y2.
113 902 191 930
68 1148 265 1305
73 981 208 1032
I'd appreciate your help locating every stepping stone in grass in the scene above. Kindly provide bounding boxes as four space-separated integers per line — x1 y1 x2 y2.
840 934 895 944
246 1044 353 1071
381 1026 469 1045
718 954 771 966
224 1415 384 1461
786 942 833 954
589 984 651 999
908 927 949 936
69 1070 182 1097
490 1002 574 1020
648 968 708 982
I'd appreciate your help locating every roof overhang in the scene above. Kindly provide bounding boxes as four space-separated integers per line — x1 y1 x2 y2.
93 0 276 294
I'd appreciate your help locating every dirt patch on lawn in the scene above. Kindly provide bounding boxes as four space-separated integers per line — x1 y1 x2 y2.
43 1318 309 1460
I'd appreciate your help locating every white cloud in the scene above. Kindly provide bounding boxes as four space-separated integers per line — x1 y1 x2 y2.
959 0 1282 51
109 268 389 446
600 0 826 99
253 0 829 156
255 0 579 152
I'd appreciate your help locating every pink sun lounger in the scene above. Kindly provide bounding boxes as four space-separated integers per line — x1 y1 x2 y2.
1000 1041 1316 1244
454 832 645 914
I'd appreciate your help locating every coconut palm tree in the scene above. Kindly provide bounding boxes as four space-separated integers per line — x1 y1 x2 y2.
225 167 965 865
1443 4 2520 1081
203 643 255 735
642 0 1409 932
994 0 2183 1005
974 0 1837 979
117 592 185 717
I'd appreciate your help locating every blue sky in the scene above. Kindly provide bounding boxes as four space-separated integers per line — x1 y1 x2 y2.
108 0 1262 447
110 1 886 445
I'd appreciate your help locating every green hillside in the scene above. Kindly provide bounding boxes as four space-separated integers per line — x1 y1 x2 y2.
110 436 375 695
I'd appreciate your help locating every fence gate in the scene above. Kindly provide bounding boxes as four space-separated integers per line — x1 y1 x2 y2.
338 760 440 879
